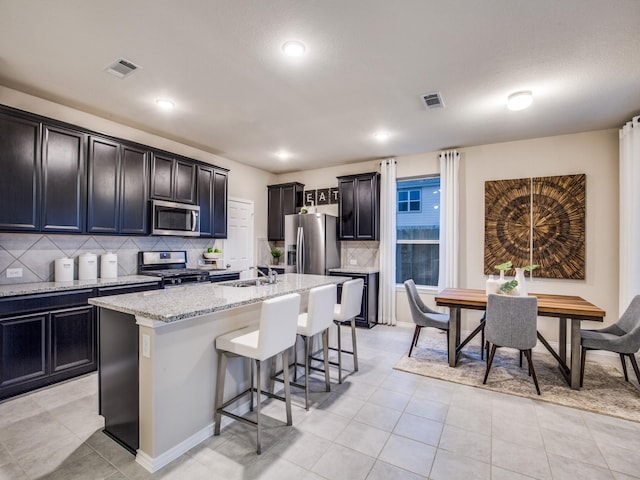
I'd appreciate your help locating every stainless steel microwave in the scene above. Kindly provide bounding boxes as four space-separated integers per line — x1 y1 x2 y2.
151 200 200 237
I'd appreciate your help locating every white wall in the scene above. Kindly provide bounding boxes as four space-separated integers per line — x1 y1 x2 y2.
275 129 620 340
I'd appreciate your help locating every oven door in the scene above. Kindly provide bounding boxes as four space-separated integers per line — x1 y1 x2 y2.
152 200 200 237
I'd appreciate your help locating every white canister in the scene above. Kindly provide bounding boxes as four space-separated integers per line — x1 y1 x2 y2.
78 253 98 281
100 252 118 279
54 258 74 282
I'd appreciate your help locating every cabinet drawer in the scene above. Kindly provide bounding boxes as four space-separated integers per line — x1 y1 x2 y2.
97 283 160 296
0 289 94 318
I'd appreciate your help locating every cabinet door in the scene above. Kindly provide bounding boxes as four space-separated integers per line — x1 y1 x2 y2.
0 313 47 389
338 178 356 239
120 144 149 235
0 112 41 231
87 136 119 233
50 306 95 375
197 165 214 237
150 153 174 200
41 125 86 232
267 187 283 241
212 169 228 238
174 160 197 204
355 175 378 240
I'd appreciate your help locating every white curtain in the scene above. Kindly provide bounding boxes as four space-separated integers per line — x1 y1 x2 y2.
619 116 640 313
438 150 460 290
378 158 397 325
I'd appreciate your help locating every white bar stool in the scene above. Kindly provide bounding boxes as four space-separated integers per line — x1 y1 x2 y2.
289 284 336 410
213 293 301 454
332 278 364 383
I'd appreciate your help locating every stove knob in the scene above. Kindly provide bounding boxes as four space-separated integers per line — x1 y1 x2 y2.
177 278 182 285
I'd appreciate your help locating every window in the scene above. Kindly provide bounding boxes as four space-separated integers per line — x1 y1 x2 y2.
396 176 440 287
398 189 421 212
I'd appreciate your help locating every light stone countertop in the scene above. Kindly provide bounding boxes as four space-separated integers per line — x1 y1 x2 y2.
0 275 161 298
89 273 351 323
328 266 380 274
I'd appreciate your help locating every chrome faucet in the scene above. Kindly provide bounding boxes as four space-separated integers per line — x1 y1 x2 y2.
253 266 278 284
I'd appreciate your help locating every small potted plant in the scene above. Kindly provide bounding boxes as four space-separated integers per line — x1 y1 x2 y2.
270 248 283 265
499 279 519 295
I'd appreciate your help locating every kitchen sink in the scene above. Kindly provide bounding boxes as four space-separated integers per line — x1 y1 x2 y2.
229 278 276 287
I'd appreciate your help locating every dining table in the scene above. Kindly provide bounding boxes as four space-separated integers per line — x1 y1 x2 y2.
435 288 606 390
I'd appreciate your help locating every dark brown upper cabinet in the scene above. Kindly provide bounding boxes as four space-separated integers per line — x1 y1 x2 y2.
337 172 380 240
0 111 41 231
41 125 86 233
150 152 197 204
197 165 228 238
87 136 149 235
267 182 304 241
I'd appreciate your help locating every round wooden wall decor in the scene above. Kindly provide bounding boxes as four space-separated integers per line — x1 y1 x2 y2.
484 174 585 280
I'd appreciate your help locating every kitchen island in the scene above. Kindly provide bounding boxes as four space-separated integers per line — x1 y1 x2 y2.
89 273 349 473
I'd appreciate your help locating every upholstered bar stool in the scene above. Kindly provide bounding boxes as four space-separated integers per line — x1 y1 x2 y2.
331 278 364 383
285 284 336 410
213 293 301 454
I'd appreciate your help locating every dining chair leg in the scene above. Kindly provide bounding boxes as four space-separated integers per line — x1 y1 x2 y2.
409 325 420 357
628 353 640 386
619 353 629 382
483 344 497 384
282 350 293 426
214 351 227 435
255 359 262 454
322 329 331 392
519 351 523 368
580 346 587 387
351 319 359 372
523 349 541 395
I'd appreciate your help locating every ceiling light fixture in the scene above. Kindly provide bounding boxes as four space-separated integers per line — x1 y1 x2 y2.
507 91 533 111
282 41 306 57
374 132 389 142
276 151 290 160
155 98 175 110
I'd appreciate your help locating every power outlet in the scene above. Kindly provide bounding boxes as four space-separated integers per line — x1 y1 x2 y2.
6 268 23 278
349 259 357 265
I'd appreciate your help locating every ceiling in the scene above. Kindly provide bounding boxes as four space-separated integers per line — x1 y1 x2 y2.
1 0 639 174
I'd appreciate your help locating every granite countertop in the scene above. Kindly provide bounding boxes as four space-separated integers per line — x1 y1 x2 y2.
0 275 161 298
328 266 380 274
89 273 351 324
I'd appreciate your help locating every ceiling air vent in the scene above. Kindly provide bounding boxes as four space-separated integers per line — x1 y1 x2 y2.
104 58 141 79
421 92 444 109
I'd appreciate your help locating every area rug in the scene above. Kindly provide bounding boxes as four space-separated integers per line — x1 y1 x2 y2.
393 332 640 423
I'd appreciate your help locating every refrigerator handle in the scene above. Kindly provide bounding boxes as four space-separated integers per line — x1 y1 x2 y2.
297 226 304 274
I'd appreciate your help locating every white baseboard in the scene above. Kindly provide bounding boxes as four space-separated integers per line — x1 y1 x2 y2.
136 423 213 473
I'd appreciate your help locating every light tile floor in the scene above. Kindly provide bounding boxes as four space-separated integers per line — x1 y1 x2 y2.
1 323 639 479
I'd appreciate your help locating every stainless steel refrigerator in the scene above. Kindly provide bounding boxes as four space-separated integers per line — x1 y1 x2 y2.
285 213 340 274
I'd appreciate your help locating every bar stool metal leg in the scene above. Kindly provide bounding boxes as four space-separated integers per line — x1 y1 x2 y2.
350 319 358 372
214 351 227 435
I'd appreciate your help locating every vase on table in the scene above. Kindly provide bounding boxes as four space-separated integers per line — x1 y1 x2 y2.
514 268 527 296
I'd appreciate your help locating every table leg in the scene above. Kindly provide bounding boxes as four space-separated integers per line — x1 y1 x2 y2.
449 307 460 367
558 317 567 364
570 318 582 390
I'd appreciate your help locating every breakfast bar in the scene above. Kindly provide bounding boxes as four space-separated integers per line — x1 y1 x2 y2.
89 273 349 473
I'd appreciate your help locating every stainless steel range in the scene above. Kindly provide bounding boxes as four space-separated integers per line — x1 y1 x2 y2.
137 251 210 287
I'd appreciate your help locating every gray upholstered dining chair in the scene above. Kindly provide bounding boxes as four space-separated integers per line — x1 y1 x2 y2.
580 295 640 387
404 279 450 359
483 294 540 395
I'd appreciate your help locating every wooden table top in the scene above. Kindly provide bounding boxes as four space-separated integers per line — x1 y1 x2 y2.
435 288 606 322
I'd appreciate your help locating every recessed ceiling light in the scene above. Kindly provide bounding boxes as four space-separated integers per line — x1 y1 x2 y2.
155 98 175 110
507 91 533 111
282 41 306 57
374 132 389 142
276 151 291 160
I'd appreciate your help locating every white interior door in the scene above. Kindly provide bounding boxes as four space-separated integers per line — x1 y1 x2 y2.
224 198 253 271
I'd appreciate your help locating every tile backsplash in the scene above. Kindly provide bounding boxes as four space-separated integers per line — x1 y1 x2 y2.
0 233 221 285
341 240 379 268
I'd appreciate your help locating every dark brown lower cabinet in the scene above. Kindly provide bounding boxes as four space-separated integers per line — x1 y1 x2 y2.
329 271 379 328
0 313 47 391
50 306 95 375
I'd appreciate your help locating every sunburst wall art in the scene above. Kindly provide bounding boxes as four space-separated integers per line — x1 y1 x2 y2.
484 174 585 280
